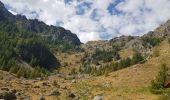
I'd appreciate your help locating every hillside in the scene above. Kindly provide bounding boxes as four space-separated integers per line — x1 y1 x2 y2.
0 40 170 100
0 1 81 51
0 1 82 78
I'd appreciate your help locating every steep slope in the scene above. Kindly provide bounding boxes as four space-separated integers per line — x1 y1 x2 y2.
0 31 60 71
0 1 81 49
70 40 170 100
0 1 89 78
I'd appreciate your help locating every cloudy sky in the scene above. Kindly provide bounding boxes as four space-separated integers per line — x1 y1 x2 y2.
1 0 170 43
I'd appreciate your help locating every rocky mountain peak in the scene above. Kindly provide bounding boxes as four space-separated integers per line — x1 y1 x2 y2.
0 1 81 46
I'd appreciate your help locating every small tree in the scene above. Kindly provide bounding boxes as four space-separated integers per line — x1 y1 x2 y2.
150 64 168 93
131 52 143 65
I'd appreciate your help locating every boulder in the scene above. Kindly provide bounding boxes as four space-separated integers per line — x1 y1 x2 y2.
67 91 75 98
61 85 67 89
93 96 103 100
42 82 49 86
24 96 31 100
49 89 60 96
15 92 21 96
1 87 9 91
71 79 77 83
39 96 45 100
34 86 40 88
0 90 16 100
10 89 17 94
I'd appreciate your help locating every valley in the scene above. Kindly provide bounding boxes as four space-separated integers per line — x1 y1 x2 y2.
0 1 170 100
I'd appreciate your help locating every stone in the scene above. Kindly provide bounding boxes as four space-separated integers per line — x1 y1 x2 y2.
61 85 67 89
49 89 60 96
67 91 75 98
42 82 48 86
0 90 16 100
74 96 80 100
93 96 103 100
24 96 31 100
36 77 43 81
15 92 21 96
34 86 40 88
65 75 75 80
39 96 45 100
72 79 77 83
1 88 9 91
10 89 17 94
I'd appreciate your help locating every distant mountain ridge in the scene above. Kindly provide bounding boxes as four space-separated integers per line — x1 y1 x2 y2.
0 1 81 46
82 19 170 56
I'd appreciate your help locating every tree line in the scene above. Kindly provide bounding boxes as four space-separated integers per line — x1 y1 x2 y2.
0 31 50 78
79 52 144 76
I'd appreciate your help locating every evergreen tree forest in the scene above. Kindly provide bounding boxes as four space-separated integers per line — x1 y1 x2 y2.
80 52 144 76
0 31 54 78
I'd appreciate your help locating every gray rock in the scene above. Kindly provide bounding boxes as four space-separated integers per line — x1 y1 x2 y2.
74 96 80 100
39 96 45 100
49 89 60 96
66 75 75 80
0 90 16 100
67 91 75 98
24 96 31 100
34 85 40 88
10 89 17 94
71 79 76 83
93 96 103 100
1 88 9 91
15 92 21 96
61 85 67 89
36 77 43 81
42 82 48 86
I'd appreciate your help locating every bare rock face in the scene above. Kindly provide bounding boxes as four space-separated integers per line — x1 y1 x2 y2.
0 1 81 46
110 35 135 47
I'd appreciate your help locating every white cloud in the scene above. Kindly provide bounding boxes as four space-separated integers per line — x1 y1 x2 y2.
79 32 101 43
1 0 170 43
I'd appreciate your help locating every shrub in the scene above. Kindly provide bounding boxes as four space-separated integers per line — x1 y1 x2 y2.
149 64 168 94
159 93 170 100
142 37 161 47
131 52 143 65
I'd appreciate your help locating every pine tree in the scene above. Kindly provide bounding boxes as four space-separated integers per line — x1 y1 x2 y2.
131 52 143 65
150 64 168 93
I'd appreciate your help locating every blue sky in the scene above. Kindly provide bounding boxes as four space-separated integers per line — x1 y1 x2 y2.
1 0 170 43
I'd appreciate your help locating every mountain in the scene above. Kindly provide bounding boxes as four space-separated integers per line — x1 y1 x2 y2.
0 1 81 48
82 20 170 57
1 1 170 100
0 1 82 78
